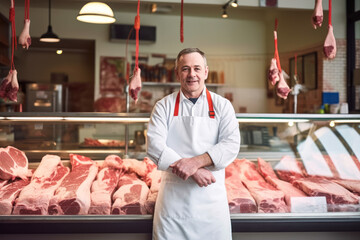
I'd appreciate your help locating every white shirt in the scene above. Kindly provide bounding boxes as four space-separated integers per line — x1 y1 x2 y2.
146 87 240 171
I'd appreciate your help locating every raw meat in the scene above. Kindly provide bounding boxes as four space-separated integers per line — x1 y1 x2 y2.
13 155 70 215
324 25 336 59
0 146 29 180
225 161 257 213
19 19 31 49
129 67 142 103
312 0 323 29
0 179 29 215
89 167 122 215
268 58 280 86
143 158 162 214
0 180 8 189
112 173 149 215
257 158 306 207
276 72 291 99
293 177 359 205
103 155 148 178
48 154 98 215
235 159 288 213
275 155 306 183
333 179 360 194
0 70 19 102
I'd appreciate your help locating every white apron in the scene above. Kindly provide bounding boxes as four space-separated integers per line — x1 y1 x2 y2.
153 89 232 240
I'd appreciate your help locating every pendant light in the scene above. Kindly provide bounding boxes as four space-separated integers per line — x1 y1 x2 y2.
40 0 60 42
77 2 116 24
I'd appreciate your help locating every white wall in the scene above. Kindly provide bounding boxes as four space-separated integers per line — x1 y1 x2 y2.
0 0 348 113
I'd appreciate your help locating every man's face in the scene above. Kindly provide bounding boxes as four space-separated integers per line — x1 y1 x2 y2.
176 52 208 98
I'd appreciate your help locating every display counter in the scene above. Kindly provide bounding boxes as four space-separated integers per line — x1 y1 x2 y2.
0 112 359 234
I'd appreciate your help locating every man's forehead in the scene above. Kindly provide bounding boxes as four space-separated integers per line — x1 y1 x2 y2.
178 52 205 65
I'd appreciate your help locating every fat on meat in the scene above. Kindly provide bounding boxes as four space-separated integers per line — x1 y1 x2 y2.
13 155 70 215
324 25 336 59
112 173 149 215
268 58 280 86
312 0 323 29
143 158 162 214
276 72 291 99
19 19 31 49
332 179 360 195
129 68 142 103
103 155 148 178
0 146 29 180
48 154 98 215
0 179 29 215
275 155 307 183
89 167 122 215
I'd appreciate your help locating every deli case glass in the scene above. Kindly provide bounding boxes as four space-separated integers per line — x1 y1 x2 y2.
0 112 359 235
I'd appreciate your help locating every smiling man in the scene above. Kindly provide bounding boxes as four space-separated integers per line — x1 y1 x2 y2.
146 48 240 240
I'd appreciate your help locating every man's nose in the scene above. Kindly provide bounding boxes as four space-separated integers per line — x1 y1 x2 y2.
188 68 196 77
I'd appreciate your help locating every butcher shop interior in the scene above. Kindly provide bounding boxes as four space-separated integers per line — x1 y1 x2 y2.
0 0 360 240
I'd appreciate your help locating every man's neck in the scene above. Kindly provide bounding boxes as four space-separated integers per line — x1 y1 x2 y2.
182 88 204 99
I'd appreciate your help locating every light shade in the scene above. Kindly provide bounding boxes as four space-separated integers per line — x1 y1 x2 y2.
77 2 116 24
40 25 60 42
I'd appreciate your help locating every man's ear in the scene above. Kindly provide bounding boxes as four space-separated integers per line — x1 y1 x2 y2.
205 66 209 80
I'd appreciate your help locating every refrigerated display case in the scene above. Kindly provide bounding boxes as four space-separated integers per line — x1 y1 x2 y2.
0 112 359 235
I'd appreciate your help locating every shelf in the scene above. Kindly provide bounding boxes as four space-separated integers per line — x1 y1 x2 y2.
142 82 225 87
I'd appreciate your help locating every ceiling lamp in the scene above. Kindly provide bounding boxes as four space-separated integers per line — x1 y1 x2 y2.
40 0 60 42
231 0 238 8
222 7 228 19
77 2 116 24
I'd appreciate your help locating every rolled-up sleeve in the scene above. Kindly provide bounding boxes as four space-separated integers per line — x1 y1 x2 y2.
207 100 240 170
146 100 182 171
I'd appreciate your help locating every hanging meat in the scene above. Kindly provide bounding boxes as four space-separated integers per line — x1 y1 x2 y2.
19 0 31 49
276 72 291 99
268 58 279 86
323 0 336 59
312 0 323 29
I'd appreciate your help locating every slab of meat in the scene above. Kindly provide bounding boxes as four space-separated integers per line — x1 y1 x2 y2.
324 25 336 59
257 158 307 207
0 70 18 102
0 179 29 215
312 0 323 29
0 146 29 180
103 155 148 178
225 161 257 213
275 155 306 183
235 159 288 213
48 154 98 215
293 177 359 205
129 68 142 103
112 173 149 215
89 167 122 215
19 19 31 49
268 58 280 86
333 179 360 195
0 180 8 189
143 158 162 214
13 155 70 215
276 71 291 99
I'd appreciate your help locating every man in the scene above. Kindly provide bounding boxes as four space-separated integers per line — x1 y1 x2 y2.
146 48 240 240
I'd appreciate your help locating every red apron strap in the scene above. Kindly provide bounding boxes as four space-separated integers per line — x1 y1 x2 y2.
174 91 181 116
174 89 215 118
206 89 215 119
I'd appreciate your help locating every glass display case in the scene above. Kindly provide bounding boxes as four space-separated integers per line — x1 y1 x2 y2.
0 112 359 234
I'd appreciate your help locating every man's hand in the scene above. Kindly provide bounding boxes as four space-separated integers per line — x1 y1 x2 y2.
170 158 199 180
192 168 216 187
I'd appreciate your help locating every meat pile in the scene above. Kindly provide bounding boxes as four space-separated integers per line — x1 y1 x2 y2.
1 147 360 215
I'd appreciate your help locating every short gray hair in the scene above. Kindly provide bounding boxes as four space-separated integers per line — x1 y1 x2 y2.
175 48 207 70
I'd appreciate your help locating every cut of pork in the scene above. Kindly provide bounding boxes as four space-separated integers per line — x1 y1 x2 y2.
293 177 359 205
89 167 122 215
143 158 162 214
129 68 142 103
257 158 306 207
13 155 69 215
268 58 280 86
0 180 8 189
332 179 360 195
225 161 257 213
312 0 323 29
0 179 29 215
19 19 31 49
103 155 148 178
324 25 336 59
0 146 29 180
235 159 288 213
275 155 306 183
48 154 98 215
112 173 149 215
276 72 291 99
